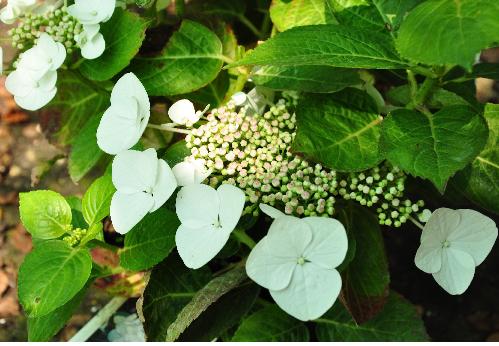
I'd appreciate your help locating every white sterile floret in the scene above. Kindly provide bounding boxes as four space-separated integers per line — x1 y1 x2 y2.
259 203 286 219
0 0 37 24
97 73 150 154
175 183 245 269
172 158 211 186
168 99 206 126
110 148 177 234
67 0 116 25
246 215 348 321
231 92 247 106
415 208 498 295
75 24 105 60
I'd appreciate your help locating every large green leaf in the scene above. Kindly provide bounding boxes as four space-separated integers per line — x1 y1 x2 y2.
229 25 405 69
315 292 428 341
453 103 499 214
293 93 383 172
334 4 386 33
41 71 109 144
251 65 360 93
340 204 389 323
232 305 310 341
119 209 179 271
396 0 499 69
80 9 148 81
18 240 92 317
270 0 337 32
162 140 191 167
132 20 224 96
371 0 422 30
381 106 488 191
181 70 230 107
68 112 106 182
141 254 211 341
19 190 72 239
27 284 88 341
386 85 469 108
82 174 116 226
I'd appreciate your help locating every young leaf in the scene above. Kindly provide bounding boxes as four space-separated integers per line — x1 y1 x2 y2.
293 93 383 172
251 65 361 93
270 0 337 32
18 240 92 317
68 112 106 182
82 174 116 226
132 20 224 96
229 25 405 69
141 254 211 341
79 9 148 81
119 209 180 271
315 292 428 341
232 305 310 341
396 0 499 69
453 103 499 214
381 106 489 191
19 190 72 239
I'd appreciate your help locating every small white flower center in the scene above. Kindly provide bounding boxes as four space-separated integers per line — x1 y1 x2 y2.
91 10 98 16
297 256 306 265
144 186 153 195
212 216 222 229
442 240 451 248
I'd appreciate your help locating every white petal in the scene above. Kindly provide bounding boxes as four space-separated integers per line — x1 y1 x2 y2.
231 92 247 106
259 204 286 219
217 184 245 232
14 87 56 111
111 73 150 119
110 191 154 234
0 6 17 24
112 149 158 193
432 248 475 295
246 216 312 291
175 224 231 269
270 264 342 321
99 0 116 22
172 161 196 186
150 159 177 212
191 159 211 183
447 209 498 266
303 217 348 269
414 244 442 274
96 106 142 155
5 70 31 97
37 33 66 70
80 31 105 60
420 208 460 247
175 184 219 228
168 99 195 125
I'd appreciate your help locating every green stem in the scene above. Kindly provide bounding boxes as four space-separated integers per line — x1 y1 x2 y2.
408 77 439 109
409 216 424 231
147 123 191 135
233 228 256 249
238 15 262 39
175 0 185 17
407 70 418 99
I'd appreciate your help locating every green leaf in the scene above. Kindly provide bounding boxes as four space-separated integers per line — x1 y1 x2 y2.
119 209 180 271
251 65 360 93
162 140 191 167
380 106 489 191
132 20 224 96
471 63 499 80
20 190 72 239
68 112 106 182
18 240 92 317
82 175 116 226
141 253 211 341
334 4 387 33
269 0 337 32
371 0 422 30
232 305 310 341
229 25 405 69
66 196 88 229
293 93 383 172
396 0 499 69
79 9 148 81
387 85 469 108
453 103 499 214
315 292 428 341
41 71 109 144
181 70 230 107
340 204 389 323
27 284 88 341
188 0 246 20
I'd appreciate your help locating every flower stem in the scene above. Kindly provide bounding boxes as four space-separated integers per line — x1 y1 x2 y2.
238 15 263 39
147 123 191 135
408 76 439 109
409 216 424 231
233 228 256 249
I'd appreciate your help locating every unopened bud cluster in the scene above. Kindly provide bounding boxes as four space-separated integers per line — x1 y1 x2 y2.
185 99 428 227
8 7 81 54
63 227 87 247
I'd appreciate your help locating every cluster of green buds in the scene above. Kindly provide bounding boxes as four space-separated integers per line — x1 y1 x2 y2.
185 98 429 227
63 227 88 247
8 6 81 54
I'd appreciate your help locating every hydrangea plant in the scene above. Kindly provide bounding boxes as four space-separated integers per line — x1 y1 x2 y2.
3 0 499 342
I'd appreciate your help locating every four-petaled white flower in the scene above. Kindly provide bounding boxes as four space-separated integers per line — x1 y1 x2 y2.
0 0 36 24
97 73 150 155
415 208 498 295
75 24 105 60
175 184 245 269
67 0 116 25
172 158 211 186
168 99 206 126
110 148 177 234
5 33 66 110
246 204 348 321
